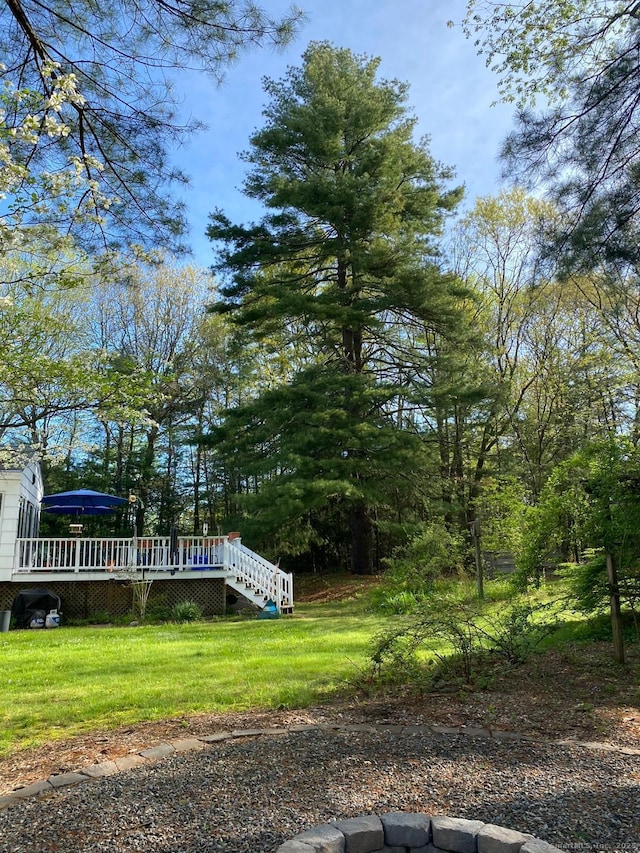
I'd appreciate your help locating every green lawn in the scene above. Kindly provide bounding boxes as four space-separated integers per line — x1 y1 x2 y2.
0 577 613 760
0 607 388 757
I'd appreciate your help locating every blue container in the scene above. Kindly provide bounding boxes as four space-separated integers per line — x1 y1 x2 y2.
258 599 280 620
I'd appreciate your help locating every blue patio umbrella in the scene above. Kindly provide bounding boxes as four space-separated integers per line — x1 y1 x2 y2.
41 489 128 516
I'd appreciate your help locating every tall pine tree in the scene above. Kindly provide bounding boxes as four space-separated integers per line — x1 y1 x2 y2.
207 42 464 573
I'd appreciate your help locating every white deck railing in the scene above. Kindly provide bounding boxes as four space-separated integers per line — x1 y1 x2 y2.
15 535 172 573
12 534 293 612
226 540 294 611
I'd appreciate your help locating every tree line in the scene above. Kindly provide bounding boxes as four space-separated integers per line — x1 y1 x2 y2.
1 3 640 615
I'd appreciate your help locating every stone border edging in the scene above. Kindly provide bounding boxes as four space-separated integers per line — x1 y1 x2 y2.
277 813 565 853
1 722 638 811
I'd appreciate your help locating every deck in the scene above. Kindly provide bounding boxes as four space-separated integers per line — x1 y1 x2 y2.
10 534 293 613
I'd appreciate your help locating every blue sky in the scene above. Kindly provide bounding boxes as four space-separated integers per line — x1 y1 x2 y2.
173 0 516 265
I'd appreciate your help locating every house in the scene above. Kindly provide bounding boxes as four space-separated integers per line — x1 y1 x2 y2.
0 453 44 572
0 458 293 621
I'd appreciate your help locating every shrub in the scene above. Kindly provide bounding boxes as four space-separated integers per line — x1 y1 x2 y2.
369 593 557 689
145 600 172 623
375 590 425 615
171 601 203 623
557 555 610 613
371 523 467 613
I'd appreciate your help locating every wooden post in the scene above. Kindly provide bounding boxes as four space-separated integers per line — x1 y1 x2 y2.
470 519 483 600
605 551 625 664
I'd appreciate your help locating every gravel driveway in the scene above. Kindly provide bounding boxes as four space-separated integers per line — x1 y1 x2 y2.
0 726 638 853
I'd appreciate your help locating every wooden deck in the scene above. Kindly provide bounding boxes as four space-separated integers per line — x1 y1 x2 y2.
9 535 293 613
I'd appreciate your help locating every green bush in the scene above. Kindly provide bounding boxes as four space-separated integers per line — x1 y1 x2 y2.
145 598 172 623
486 600 557 665
369 593 557 688
557 555 610 613
516 440 640 607
372 523 467 613
375 590 425 615
171 601 203 623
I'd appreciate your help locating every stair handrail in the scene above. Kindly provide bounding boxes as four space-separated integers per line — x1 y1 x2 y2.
225 538 293 611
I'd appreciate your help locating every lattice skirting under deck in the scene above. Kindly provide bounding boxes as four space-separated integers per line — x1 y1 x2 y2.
0 578 227 620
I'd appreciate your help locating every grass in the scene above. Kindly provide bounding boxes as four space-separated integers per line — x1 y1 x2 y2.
0 573 630 760
0 606 387 758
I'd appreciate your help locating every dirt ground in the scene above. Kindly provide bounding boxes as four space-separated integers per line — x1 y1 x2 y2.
1 574 638 796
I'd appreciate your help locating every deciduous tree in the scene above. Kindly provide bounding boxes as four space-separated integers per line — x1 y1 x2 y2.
0 0 300 253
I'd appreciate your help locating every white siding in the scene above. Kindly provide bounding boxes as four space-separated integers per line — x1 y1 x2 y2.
0 459 43 581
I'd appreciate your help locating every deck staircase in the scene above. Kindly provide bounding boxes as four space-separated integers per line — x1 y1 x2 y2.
224 538 294 614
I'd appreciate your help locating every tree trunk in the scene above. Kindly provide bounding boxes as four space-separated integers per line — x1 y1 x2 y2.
350 502 373 575
606 551 625 664
193 443 201 535
137 424 158 532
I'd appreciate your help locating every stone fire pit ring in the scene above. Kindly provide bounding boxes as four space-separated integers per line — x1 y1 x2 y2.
276 813 565 853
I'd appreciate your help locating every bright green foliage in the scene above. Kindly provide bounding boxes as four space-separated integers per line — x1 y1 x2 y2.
171 601 203 623
87 261 216 531
207 43 464 572
0 282 101 444
377 521 467 603
558 554 613 615
518 439 640 615
0 256 236 539
446 189 554 516
474 476 527 557
463 1 630 108
449 189 632 532
370 591 557 687
53 259 228 534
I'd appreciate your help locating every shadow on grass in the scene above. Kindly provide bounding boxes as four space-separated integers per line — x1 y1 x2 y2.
540 610 639 647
